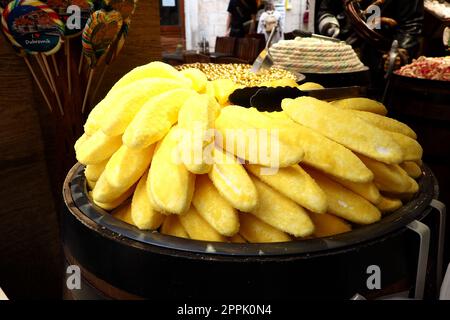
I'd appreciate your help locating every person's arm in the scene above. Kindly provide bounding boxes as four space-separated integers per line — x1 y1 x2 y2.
277 12 284 38
316 0 342 37
317 0 342 19
393 0 424 60
225 12 232 36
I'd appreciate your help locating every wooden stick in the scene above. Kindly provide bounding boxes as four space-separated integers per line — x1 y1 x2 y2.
66 39 72 95
81 68 94 114
78 53 84 75
35 55 54 93
51 54 60 77
42 54 64 116
23 56 53 112
90 65 108 106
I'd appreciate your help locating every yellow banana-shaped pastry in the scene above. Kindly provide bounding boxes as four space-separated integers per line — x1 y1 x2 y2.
109 61 192 93
212 79 235 105
180 68 208 92
282 97 403 164
84 99 108 135
377 196 403 214
261 78 298 88
76 130 122 165
94 186 135 211
263 111 291 121
86 68 189 136
74 133 90 153
104 144 154 191
179 207 227 242
330 98 387 115
350 110 417 139
92 172 136 204
160 215 189 239
246 164 327 214
400 161 422 179
306 167 381 225
205 81 217 101
86 179 96 190
192 175 239 237
111 202 134 225
131 173 165 230
239 213 291 243
215 106 304 168
100 78 191 137
329 176 382 205
85 159 109 182
249 177 315 237
308 212 352 238
208 147 258 212
148 126 196 215
123 88 197 150
358 155 419 194
177 94 219 174
263 111 373 183
387 132 423 161
297 82 325 90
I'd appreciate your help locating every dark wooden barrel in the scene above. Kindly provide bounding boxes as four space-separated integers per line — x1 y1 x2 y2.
387 74 450 263
62 163 441 300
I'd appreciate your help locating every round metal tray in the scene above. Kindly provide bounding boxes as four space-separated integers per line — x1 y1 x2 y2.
391 72 450 91
64 163 438 258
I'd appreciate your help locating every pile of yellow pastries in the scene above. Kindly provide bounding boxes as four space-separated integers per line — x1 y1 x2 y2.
74 61 424 243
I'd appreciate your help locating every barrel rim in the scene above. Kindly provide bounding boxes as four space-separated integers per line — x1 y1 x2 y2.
63 163 438 258
391 72 450 90
300 66 370 75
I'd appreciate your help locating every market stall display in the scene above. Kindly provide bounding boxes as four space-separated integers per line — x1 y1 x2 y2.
61 57 445 298
72 61 427 244
44 0 94 95
387 52 450 267
265 37 369 87
80 9 123 112
270 37 366 74
396 56 450 81
1 0 65 114
176 63 299 86
1 0 136 117
425 0 450 21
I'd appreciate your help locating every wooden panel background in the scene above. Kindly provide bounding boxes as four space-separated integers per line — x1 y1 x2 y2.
0 0 162 299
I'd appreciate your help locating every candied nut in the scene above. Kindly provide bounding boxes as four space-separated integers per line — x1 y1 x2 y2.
176 63 297 86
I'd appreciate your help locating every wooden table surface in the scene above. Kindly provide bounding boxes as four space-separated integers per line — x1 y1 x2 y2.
0 0 162 299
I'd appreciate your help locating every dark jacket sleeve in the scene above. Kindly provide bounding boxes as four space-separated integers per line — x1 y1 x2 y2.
393 0 424 57
317 0 344 19
227 0 234 14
